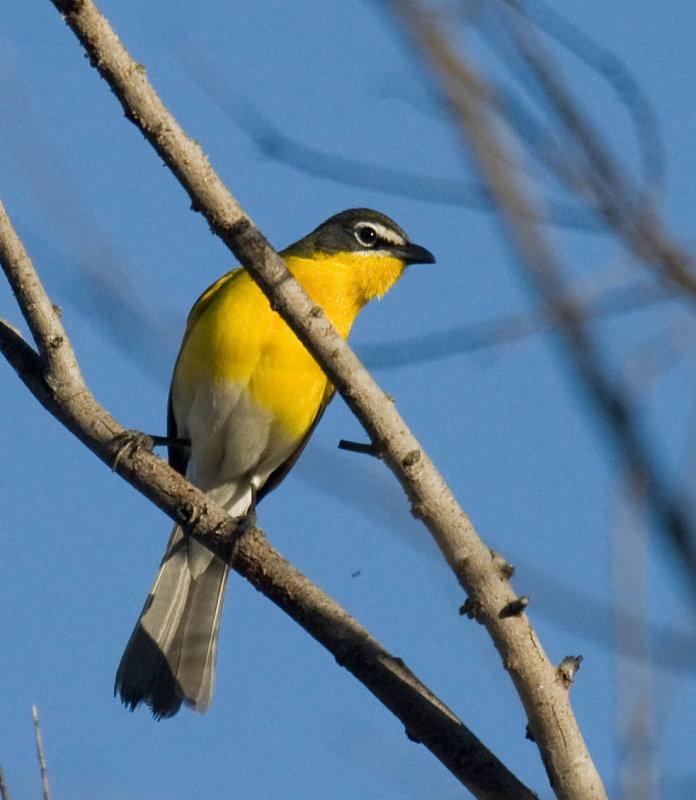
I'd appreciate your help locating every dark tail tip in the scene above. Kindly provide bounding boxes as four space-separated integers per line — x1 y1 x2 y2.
115 624 184 719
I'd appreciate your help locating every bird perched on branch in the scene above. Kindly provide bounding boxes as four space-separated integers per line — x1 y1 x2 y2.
115 208 435 718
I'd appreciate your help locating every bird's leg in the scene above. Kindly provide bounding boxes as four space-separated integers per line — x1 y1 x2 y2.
337 439 381 458
237 489 258 532
148 434 191 449
110 431 192 469
218 496 258 561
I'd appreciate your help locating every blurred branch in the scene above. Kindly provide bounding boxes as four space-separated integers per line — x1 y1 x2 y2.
0 47 174 382
469 14 660 218
385 0 693 796
0 196 533 800
360 277 674 369
31 706 51 800
495 0 696 301
611 482 658 800
0 764 8 800
177 44 598 232
499 0 665 195
391 0 696 595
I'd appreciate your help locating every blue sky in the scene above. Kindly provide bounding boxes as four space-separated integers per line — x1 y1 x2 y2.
1 1 695 798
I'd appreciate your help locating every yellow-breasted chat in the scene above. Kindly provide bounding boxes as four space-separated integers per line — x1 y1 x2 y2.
115 208 435 718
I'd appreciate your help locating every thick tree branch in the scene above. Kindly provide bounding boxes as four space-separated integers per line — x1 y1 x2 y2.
39 1 600 797
0 198 533 800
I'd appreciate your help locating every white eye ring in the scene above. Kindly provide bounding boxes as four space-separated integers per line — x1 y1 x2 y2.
355 224 378 248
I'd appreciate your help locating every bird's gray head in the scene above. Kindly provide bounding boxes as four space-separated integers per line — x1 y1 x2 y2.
283 208 435 265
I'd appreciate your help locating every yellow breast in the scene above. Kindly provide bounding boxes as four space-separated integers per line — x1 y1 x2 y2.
173 251 405 440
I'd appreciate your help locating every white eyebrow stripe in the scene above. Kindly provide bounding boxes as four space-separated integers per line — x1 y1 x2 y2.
361 221 407 246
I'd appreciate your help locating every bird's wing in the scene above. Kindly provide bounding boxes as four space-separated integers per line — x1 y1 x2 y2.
255 387 336 504
167 387 189 476
166 268 244 478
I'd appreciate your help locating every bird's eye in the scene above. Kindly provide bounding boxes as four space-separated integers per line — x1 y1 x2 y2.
355 224 378 248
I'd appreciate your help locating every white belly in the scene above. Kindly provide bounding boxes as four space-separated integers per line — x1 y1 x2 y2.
172 377 299 518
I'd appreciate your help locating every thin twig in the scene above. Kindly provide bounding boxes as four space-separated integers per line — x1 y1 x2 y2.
337 439 380 457
0 763 9 800
31 706 51 800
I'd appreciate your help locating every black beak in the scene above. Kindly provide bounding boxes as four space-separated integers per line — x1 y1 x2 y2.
397 242 436 265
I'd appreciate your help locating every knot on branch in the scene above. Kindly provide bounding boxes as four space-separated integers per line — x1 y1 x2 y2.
556 655 583 689
402 449 421 468
490 549 515 578
499 596 529 619
405 727 421 743
459 597 484 623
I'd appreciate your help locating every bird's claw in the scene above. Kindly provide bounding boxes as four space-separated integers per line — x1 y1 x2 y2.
235 506 257 535
111 430 155 471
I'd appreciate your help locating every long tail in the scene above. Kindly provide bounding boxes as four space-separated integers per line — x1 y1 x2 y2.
115 526 228 718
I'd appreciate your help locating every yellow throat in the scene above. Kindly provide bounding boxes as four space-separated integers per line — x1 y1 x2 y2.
172 250 406 440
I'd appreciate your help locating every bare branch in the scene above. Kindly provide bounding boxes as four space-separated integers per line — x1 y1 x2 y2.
496 1 696 302
0 203 81 390
31 1 607 796
31 706 51 800
42 6 607 795
0 196 533 800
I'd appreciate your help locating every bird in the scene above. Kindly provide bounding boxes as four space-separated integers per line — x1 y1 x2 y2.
114 208 435 718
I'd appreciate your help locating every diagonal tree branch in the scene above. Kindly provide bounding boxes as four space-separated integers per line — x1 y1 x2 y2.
390 0 696 598
174 43 597 232
0 197 533 800
496 0 696 303
386 2 696 795
34 1 604 796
